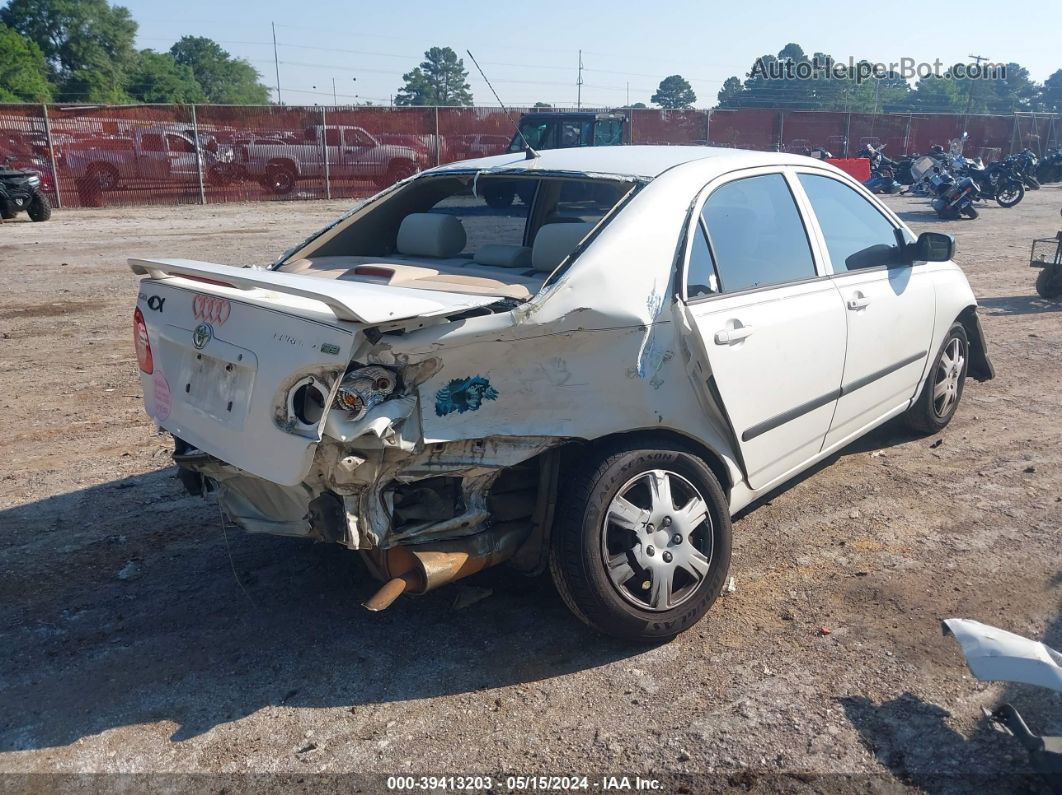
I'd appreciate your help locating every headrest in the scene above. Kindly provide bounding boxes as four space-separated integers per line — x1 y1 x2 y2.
473 244 533 268
396 213 466 258
531 222 595 272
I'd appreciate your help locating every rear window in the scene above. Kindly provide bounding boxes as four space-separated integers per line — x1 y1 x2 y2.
428 190 530 255
296 174 632 263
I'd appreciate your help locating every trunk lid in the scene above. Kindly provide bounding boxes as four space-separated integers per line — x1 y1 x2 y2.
130 258 496 485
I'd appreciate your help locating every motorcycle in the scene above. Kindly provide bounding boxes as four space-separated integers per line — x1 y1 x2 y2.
1007 149 1040 190
1034 147 1062 184
956 155 1025 209
864 165 902 194
927 166 979 220
0 156 51 222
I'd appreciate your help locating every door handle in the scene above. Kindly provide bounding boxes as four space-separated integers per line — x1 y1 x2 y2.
847 294 871 310
714 325 754 345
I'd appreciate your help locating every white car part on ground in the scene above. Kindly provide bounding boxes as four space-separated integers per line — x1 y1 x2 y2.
942 618 1062 693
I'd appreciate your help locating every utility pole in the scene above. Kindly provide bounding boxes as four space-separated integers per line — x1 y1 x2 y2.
964 54 989 116
332 77 337 105
626 81 629 107
271 22 282 104
577 50 584 110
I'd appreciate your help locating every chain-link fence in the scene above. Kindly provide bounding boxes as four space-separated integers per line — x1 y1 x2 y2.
2 103 1058 209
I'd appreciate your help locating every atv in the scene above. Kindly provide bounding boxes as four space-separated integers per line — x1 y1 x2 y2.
0 158 52 223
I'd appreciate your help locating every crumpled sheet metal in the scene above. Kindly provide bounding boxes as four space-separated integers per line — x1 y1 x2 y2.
197 459 315 537
323 394 418 449
943 618 1062 693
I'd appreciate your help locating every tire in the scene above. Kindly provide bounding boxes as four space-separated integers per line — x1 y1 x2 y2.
0 198 15 219
87 164 119 191
207 166 233 187
1035 265 1062 300
374 160 417 188
1024 176 1040 190
549 439 732 642
903 322 969 435
482 188 515 209
995 180 1024 208
264 164 296 195
960 204 978 219
26 190 50 222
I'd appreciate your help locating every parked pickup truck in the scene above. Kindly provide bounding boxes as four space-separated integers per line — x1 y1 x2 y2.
64 127 216 191
239 125 420 194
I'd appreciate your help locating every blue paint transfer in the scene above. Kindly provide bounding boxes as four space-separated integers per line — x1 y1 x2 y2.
434 376 499 417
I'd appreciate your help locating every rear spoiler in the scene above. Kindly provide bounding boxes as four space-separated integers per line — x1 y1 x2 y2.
128 258 500 325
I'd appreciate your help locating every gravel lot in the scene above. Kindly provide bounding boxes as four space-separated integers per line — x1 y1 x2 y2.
0 187 1059 792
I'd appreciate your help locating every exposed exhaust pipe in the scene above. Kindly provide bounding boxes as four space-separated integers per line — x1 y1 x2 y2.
363 524 527 611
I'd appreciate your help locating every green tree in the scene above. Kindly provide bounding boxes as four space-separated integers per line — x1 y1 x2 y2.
1041 69 1062 113
532 101 552 109
651 74 696 109
902 73 964 113
716 76 743 107
169 36 269 104
0 23 52 101
1 0 137 102
622 101 647 109
395 47 473 106
981 62 1038 113
126 49 204 103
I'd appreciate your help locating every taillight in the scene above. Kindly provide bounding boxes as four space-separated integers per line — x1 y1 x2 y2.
133 306 154 374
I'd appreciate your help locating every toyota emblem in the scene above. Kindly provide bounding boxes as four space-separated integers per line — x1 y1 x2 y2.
192 322 213 350
193 294 231 325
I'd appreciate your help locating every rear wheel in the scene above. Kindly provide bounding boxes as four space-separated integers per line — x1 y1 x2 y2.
1035 265 1062 300
26 190 50 222
549 440 732 642
264 164 296 195
374 160 417 188
903 322 968 434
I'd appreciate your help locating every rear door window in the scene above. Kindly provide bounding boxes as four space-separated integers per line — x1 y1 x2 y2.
701 173 816 292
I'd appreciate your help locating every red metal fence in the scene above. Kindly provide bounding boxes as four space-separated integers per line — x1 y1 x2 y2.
2 104 1058 210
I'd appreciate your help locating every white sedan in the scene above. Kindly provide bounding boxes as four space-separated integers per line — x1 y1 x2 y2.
130 145 993 641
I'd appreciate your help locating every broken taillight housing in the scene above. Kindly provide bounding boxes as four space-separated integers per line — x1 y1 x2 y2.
333 365 397 421
133 306 153 374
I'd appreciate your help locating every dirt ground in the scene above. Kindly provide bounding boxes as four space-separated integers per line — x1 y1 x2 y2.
0 187 1059 793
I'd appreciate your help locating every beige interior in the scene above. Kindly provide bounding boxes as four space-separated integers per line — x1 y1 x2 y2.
282 218 594 301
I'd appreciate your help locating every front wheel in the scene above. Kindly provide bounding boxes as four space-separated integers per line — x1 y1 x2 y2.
550 441 732 642
903 322 969 435
1036 265 1062 300
960 204 978 219
995 180 1024 208
26 190 51 222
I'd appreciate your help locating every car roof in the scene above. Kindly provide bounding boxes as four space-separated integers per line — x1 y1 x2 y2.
426 145 821 180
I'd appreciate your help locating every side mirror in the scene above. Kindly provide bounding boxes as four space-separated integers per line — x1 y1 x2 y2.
910 231 954 263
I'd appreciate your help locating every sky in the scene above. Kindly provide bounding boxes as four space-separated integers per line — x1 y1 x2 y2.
123 0 1062 108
